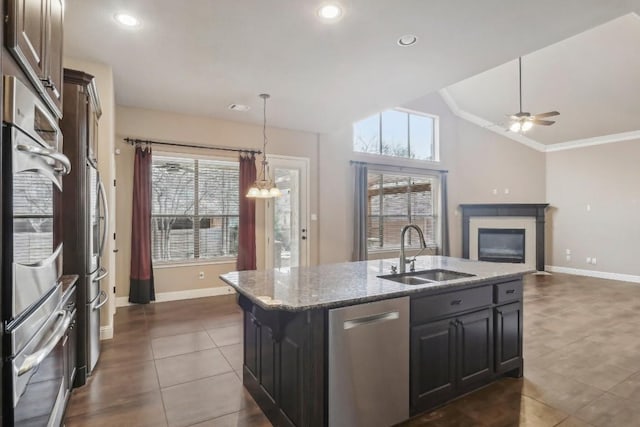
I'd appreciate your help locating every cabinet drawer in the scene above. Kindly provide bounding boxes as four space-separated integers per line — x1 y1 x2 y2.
411 286 492 324
494 281 522 304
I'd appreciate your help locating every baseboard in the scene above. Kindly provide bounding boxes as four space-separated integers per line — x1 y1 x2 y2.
100 325 113 340
546 265 640 284
115 286 236 307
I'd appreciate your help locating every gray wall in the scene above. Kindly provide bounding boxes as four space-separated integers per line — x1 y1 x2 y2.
546 139 640 276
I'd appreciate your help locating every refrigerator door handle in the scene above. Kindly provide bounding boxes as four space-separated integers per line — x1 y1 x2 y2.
98 178 109 257
93 267 108 282
93 290 109 311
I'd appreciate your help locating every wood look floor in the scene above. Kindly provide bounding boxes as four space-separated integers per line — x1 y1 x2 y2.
65 273 640 426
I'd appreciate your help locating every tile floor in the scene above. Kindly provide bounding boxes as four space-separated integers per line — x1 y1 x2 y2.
66 273 640 426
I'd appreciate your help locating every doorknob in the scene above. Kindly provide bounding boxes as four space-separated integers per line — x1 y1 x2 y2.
302 228 306 233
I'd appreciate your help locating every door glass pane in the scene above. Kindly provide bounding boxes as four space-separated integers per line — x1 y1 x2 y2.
273 168 299 269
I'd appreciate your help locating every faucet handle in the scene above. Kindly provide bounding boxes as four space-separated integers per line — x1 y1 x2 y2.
410 259 416 272
390 265 398 274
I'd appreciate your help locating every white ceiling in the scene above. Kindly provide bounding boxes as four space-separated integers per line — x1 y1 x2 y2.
64 0 640 135
445 13 640 146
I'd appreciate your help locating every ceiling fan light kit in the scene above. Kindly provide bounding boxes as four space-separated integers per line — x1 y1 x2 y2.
508 57 559 133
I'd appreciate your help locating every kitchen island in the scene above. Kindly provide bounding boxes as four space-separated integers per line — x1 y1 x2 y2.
220 256 532 427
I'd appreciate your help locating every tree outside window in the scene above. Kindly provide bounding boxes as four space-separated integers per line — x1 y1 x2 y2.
151 155 239 263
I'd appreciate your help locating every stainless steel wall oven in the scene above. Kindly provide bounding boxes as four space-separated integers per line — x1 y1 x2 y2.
2 75 72 426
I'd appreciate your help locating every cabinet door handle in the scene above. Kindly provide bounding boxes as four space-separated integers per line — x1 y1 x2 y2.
450 299 463 306
506 289 515 294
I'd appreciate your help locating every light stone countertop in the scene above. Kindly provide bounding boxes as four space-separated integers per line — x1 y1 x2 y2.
219 256 534 311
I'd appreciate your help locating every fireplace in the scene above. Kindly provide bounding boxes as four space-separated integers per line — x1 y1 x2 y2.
478 228 525 263
460 204 549 272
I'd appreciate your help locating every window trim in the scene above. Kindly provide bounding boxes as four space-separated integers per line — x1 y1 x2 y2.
151 152 240 265
353 108 440 162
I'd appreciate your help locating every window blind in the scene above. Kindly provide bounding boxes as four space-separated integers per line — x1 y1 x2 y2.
367 172 437 250
151 155 239 262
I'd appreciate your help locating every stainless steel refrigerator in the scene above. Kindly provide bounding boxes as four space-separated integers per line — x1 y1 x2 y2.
60 68 107 385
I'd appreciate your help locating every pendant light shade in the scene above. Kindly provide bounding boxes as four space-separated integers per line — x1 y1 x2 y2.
246 94 281 199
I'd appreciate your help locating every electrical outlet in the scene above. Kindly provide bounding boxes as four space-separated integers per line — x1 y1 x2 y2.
566 255 571 261
592 257 597 265
586 204 591 212
565 249 571 255
586 257 592 264
492 189 498 195
198 271 205 280
504 188 510 194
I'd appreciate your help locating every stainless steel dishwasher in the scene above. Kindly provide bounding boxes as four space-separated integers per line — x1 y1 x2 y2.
329 296 409 427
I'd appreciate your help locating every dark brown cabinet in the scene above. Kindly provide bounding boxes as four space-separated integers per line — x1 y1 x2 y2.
410 308 493 413
410 318 456 410
495 302 523 373
239 296 325 427
6 0 64 117
456 309 493 389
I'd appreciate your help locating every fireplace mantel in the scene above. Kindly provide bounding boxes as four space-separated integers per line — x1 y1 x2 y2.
460 204 549 271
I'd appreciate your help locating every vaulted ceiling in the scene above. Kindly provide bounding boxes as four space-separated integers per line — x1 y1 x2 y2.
64 1 640 136
443 13 640 150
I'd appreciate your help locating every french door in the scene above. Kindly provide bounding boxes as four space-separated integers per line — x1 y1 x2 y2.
265 156 309 269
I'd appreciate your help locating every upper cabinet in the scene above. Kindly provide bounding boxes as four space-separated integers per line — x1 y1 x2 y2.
6 0 64 118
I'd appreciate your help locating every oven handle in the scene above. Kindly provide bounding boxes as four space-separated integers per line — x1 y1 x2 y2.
17 310 72 376
98 178 109 257
93 290 109 310
16 143 71 175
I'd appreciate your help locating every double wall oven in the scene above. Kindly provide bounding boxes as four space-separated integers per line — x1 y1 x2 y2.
2 76 73 426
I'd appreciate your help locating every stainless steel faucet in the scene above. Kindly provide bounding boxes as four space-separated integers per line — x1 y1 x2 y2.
399 224 427 273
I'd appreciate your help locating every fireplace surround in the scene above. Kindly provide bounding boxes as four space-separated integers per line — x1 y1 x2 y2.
460 204 549 271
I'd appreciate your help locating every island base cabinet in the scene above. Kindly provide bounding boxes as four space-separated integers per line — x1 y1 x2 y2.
495 302 523 375
410 319 457 411
238 295 325 427
410 308 493 415
457 309 494 391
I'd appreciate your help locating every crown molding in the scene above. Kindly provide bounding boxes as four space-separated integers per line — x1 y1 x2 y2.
438 88 546 152
544 130 640 152
438 88 640 153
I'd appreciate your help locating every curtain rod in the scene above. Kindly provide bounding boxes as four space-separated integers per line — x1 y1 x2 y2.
350 160 448 174
124 137 261 155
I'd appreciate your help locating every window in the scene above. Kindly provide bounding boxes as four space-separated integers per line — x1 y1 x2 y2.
151 155 239 263
353 109 438 161
367 172 439 251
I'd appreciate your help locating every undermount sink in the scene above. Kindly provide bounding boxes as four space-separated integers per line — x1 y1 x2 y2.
378 269 476 285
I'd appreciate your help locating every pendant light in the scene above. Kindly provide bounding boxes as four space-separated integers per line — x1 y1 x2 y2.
246 94 282 198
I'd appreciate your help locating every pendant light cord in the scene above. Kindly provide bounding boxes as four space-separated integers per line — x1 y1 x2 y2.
259 93 270 178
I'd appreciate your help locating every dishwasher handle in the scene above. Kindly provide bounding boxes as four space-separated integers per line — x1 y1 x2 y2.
343 311 400 330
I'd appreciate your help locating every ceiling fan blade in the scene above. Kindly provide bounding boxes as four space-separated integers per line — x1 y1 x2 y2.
532 119 555 126
534 111 560 118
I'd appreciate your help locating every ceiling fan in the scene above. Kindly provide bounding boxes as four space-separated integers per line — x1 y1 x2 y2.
508 57 559 133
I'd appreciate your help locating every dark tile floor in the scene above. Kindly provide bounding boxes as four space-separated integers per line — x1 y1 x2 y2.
66 273 640 426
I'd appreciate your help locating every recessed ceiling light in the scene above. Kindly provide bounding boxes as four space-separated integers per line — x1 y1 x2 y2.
398 34 418 47
228 103 250 112
114 13 140 27
317 3 343 21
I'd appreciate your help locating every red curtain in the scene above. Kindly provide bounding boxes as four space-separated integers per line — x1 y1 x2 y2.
129 145 155 303
237 153 257 270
